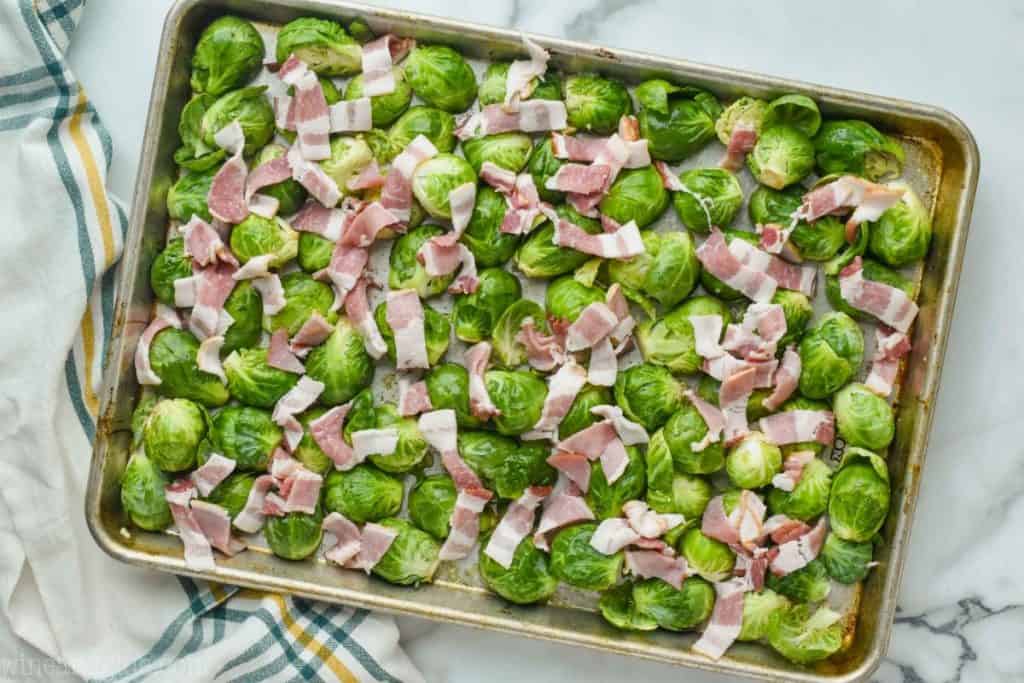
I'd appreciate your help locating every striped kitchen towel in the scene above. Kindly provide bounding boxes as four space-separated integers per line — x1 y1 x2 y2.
0 1 423 681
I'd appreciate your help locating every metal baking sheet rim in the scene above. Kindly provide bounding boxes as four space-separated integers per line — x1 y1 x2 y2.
84 0 981 680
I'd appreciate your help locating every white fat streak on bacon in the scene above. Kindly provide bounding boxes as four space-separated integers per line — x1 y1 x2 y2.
190 453 236 497
196 335 227 383
479 161 517 193
689 314 726 360
267 329 306 374
135 305 180 385
191 500 246 556
447 182 476 239
381 135 438 222
591 405 649 445
322 512 363 566
769 516 828 576
763 346 801 411
865 326 911 397
728 239 816 297
349 523 399 572
484 485 550 569
759 409 835 446
503 35 549 109
274 94 296 131
283 469 323 515
351 428 400 461
293 72 331 160
271 376 324 432
173 275 200 308
692 578 748 660
720 366 757 445
231 254 274 281
250 274 286 316
720 121 757 171
587 336 617 387
419 409 486 491
398 377 433 417
702 353 778 389
696 229 777 303
840 257 919 333
624 550 689 589
599 437 630 485
286 145 341 207
290 312 333 357
622 500 685 539
213 120 245 156
291 201 347 242
456 100 568 140
529 361 588 436
556 420 617 461
730 490 768 551
309 403 357 470
208 149 249 224
247 193 280 219
565 302 618 351
464 341 500 420
344 278 387 359
386 289 429 370
319 242 369 312
438 487 494 560
533 474 595 550
233 474 277 533
551 214 645 260
517 317 566 371
327 98 373 133
341 201 401 248
771 450 816 492
683 389 726 452
545 452 591 492
165 480 215 570
589 518 640 555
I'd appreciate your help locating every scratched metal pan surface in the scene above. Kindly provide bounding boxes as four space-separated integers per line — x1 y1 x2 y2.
85 0 979 680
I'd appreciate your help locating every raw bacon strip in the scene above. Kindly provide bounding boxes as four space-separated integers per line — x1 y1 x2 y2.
263 492 288 517
683 390 726 452
208 150 249 224
319 242 369 312
720 366 757 445
287 145 341 207
551 132 606 162
465 341 500 420
283 469 323 515
795 175 904 237
328 98 373 133
546 452 591 493
340 278 385 360
720 121 757 171
763 346 801 411
756 222 795 257
270 447 302 480
623 500 684 539
273 94 297 131
764 515 812 545
278 54 309 85
731 492 766 552
517 318 566 372
769 517 828 576
689 314 726 360
702 495 740 546
556 421 617 461
419 409 487 491
267 329 305 374
348 523 399 572
360 34 414 97
173 274 200 308
728 239 816 296
696 229 777 303
587 336 617 387
190 262 238 339
231 254 274 281
533 476 594 550
293 71 331 160
251 274 286 316
544 163 611 195
191 500 246 556
702 354 778 389
504 36 549 108
591 405 649 446
456 100 568 139
529 362 588 437
233 474 277 533
599 438 630 485
865 326 911 397
386 289 429 370
347 159 386 192
196 335 226 383
351 428 399 462
398 378 433 417
245 156 292 202
309 404 357 471
720 304 787 362
213 120 245 156
322 512 363 566
165 481 215 570
381 135 438 222
484 485 550 569
290 312 333 357
448 182 476 239
589 518 641 555
135 305 180 386
417 237 479 295
182 216 234 267
758 410 835 446
565 302 618 352
191 453 236 497
247 194 279 219
771 450 816 492
839 257 919 333
291 201 347 242
272 376 325 430
438 487 494 560
342 201 401 248
479 161 517 193
692 578 747 660
624 550 689 589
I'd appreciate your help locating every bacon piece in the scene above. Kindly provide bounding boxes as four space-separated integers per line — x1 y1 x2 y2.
763 346 801 411
328 98 373 133
386 289 428 370
213 120 245 156
556 420 617 461
342 201 401 248
756 222 796 257
720 121 757 171
565 302 618 351
771 450 816 492
319 242 369 311
208 150 249 224
291 201 347 242
587 336 617 387
623 500 685 539
484 485 550 568
272 376 324 434
165 481 215 570
599 437 630 485
246 155 292 201
528 362 588 438
758 410 835 446
322 512 363 566
702 354 779 389
135 305 180 385
533 476 595 550
770 517 828 576
250 274 286 316
347 159 387 192
282 469 322 515
233 474 276 533
465 341 500 420
439 487 494 560
195 336 226 385
516 318 566 372
360 34 414 97
551 133 607 162
381 134 438 222
701 495 739 545
290 312 333 357
696 229 777 303
309 403 356 471
190 500 246 556
286 145 341 207
351 428 400 461
689 314 726 360
865 326 911 397
262 491 288 517
721 304 787 362
692 578 747 660
231 254 274 282
270 447 302 480
266 329 305 374
479 161 517 193
682 389 725 452
840 257 918 333
589 518 641 555
545 163 611 195
764 514 812 544
398 378 433 417
795 175 904 237
293 72 331 160
447 182 477 239
457 100 568 139
624 550 689 589
546 452 591 493
418 409 485 491
182 216 233 268
590 405 648 446
278 54 309 85
720 366 757 445
349 522 399 572
504 36 549 108
190 453 236 497
190 261 238 339
728 239 816 296
414 236 479 295
246 193 279 219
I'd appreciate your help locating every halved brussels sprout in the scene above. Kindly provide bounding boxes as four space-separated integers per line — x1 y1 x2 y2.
461 186 523 268
659 401 725 475
637 80 720 162
389 224 458 297
633 577 716 631
341 389 377 444
479 535 558 604
599 166 670 228
670 168 743 234
452 268 521 344
203 472 256 519
526 137 566 204
771 290 814 349
200 86 275 155
814 119 905 181
515 205 602 279
599 582 658 631
715 96 767 145
798 311 864 399
681 527 735 582
149 328 229 407
388 106 457 154
230 215 298 267
344 67 413 127
461 133 533 174
484 370 548 436
265 272 336 336
747 124 815 189
614 362 684 432
275 17 362 76
492 300 546 367
319 136 375 194
550 522 623 591
403 45 477 113
374 301 451 366
748 184 846 262
373 518 442 586
544 275 604 324
167 167 217 223
121 450 172 530
223 348 299 408
698 229 761 301
726 431 783 490
408 475 457 539
254 144 307 216
821 533 875 584
636 295 730 374
829 448 890 543
411 154 477 220
868 182 932 266
767 457 832 522
458 430 516 486
767 605 844 665
586 446 645 519
150 238 193 307
834 382 895 450
174 94 225 171
324 464 404 523
297 232 333 273
191 16 264 96
564 73 633 135
424 363 485 429
479 62 562 106
737 589 790 642
766 558 831 603
763 94 821 137
559 384 613 440
305 318 374 406
209 405 282 471
370 404 430 473
221 280 263 354
494 440 556 500
646 433 714 517
266 505 324 560
607 231 700 310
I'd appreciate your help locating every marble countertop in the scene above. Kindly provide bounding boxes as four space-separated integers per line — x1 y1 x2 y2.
67 1 1023 681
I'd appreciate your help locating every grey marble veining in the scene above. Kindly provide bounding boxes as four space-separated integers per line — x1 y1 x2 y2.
66 1 1024 681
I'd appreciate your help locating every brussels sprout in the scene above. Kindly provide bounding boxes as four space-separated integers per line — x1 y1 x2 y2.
266 505 324 561
457 430 515 486
770 290 813 349
867 182 932 266
559 384 613 440
208 405 282 471
324 464 404 523
131 389 158 449
715 96 767 145
550 523 623 591
834 382 895 450
265 272 335 336
737 589 790 642
599 582 658 631
230 215 298 267
484 370 548 436
343 67 413 127
200 86 275 155
173 93 227 171
515 205 602 279
670 168 743 234
451 269 521 343
698 230 762 301
526 137 567 204
633 577 716 631
637 81 719 162
275 17 361 76
492 300 546 367
479 535 558 604
149 328 230 407
766 558 831 603
726 432 783 490
798 312 865 399
636 296 730 375
190 16 263 96
167 168 216 223
389 224 458 297
149 239 193 307
563 73 632 135
747 185 846 262
120 451 172 530
599 166 670 228
821 533 875 584
317 136 375 195
829 448 890 542
403 44 477 112
461 133 533 174
660 402 726 474
204 472 256 519
374 301 451 366
222 348 299 408
408 475 457 539
681 528 735 582
291 407 334 474
814 119 905 181
768 605 844 665
369 404 430 473
647 433 714 516
479 62 562 106
424 363 485 429
411 154 476 220
297 232 333 273
614 363 684 432
388 105 457 154
544 275 604 324
373 518 441 585
767 458 832 522
747 124 815 190
494 440 557 500
304 318 374 406
607 231 700 310
586 446 645 519
763 94 821 138
460 186 523 268
219 281 262 354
